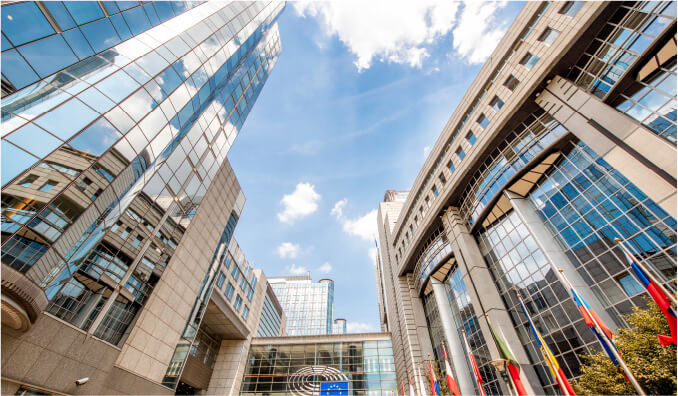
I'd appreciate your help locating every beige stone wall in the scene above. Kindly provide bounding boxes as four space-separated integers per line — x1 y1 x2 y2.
115 158 242 385
1 314 170 395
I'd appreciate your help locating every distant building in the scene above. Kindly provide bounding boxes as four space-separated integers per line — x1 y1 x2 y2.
241 332 396 394
333 318 347 334
268 275 335 336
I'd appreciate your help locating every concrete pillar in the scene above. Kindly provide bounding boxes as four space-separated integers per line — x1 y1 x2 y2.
536 75 676 218
441 206 545 395
431 279 476 395
504 190 618 330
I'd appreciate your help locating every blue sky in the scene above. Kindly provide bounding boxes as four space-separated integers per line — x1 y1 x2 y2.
229 2 524 332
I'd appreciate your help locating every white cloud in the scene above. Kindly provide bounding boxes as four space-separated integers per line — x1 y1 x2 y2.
286 263 308 275
278 182 321 223
294 1 510 70
423 145 431 158
277 242 301 259
342 209 378 241
452 1 509 64
318 262 332 274
346 322 377 333
293 1 460 71
331 198 348 219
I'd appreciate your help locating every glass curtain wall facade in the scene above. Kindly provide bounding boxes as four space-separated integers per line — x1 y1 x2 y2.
476 140 677 393
241 339 396 395
1 0 283 349
257 290 284 337
269 276 335 336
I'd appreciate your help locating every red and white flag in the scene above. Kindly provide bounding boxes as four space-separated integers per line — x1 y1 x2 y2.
463 331 486 396
442 342 461 396
408 373 416 396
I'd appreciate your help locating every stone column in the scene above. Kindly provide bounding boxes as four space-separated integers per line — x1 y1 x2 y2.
431 278 476 395
504 190 617 329
536 75 676 218
441 206 545 395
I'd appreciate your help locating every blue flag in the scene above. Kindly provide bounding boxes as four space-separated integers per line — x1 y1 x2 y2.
320 381 349 395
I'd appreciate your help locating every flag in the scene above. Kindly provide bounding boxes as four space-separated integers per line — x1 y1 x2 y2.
427 355 441 395
486 316 527 396
568 285 622 368
418 366 427 396
462 331 486 396
620 245 677 346
441 342 461 396
408 373 416 396
517 294 576 396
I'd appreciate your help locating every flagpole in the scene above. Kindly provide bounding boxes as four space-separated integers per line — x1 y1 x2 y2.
615 238 677 307
485 313 518 396
461 329 486 396
558 269 647 396
516 293 572 396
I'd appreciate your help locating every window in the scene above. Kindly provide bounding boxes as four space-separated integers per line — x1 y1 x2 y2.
131 236 143 248
242 305 249 320
616 273 645 297
439 173 447 185
232 266 240 282
425 196 431 207
456 147 466 160
466 132 477 145
76 177 92 191
519 53 539 70
447 160 455 173
559 1 583 17
234 294 243 312
504 75 519 91
19 175 38 187
225 282 235 300
477 113 489 129
490 96 504 112
538 27 560 46
414 215 419 226
217 272 225 288
120 227 131 239
1 2 55 46
39 180 57 193
246 286 254 301
91 188 103 201
431 186 439 197
111 221 121 233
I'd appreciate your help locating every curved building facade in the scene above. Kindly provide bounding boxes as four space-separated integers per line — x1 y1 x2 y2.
376 2 676 394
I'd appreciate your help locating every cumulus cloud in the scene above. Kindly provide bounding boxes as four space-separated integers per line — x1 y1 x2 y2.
423 145 431 158
346 322 377 333
330 198 348 219
452 1 509 64
294 1 509 70
277 242 301 259
286 263 308 275
293 1 460 70
342 209 378 241
318 262 332 274
278 182 321 223
332 199 377 241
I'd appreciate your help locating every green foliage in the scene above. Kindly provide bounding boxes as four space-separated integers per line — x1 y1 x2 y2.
574 301 677 395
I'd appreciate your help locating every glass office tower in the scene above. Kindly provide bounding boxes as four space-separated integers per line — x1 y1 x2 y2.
1 2 284 394
269 275 335 336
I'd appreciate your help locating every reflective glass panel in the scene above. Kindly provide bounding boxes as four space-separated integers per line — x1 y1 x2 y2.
17 35 78 78
80 18 122 53
2 2 54 46
64 2 105 25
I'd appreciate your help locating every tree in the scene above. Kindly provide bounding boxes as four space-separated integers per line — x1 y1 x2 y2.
574 300 677 395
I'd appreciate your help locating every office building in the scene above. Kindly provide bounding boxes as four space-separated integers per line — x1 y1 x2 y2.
241 332 396 395
375 2 676 395
1 1 284 394
269 275 335 336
